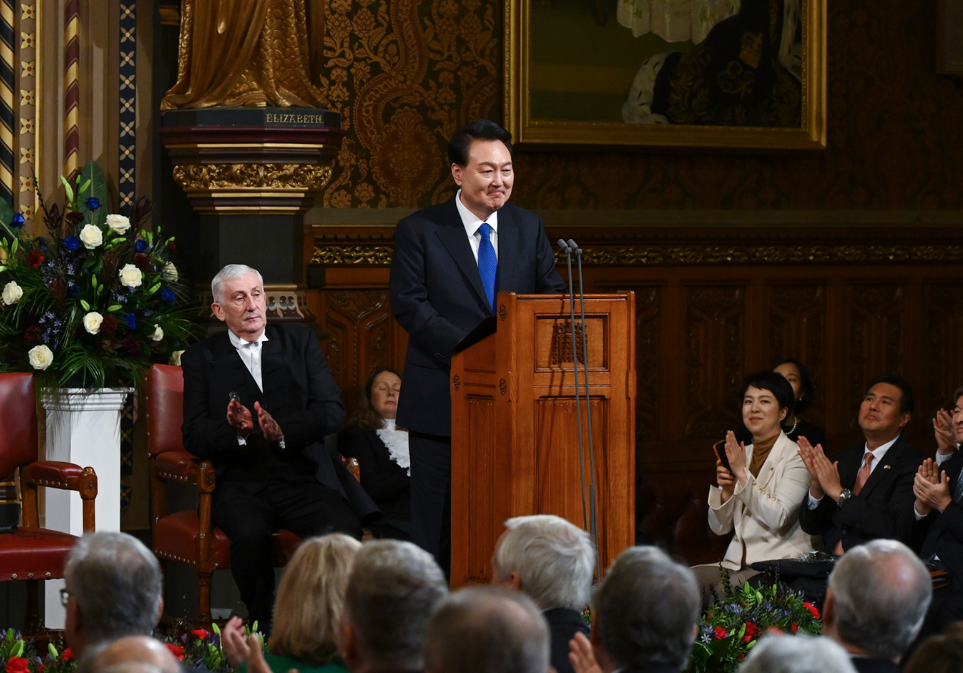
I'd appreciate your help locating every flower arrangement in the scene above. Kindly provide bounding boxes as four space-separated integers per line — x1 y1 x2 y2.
686 570 822 673
0 161 198 389
0 629 76 673
159 622 267 673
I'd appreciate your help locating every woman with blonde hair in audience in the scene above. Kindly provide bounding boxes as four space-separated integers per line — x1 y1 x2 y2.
222 533 362 673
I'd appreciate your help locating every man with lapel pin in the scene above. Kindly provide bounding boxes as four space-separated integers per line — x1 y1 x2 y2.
797 373 925 556
390 119 566 572
181 264 378 631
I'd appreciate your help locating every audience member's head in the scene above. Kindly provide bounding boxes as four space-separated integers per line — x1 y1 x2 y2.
76 636 179 673
63 532 164 657
823 539 931 663
425 586 550 673
770 358 816 414
493 514 594 611
591 546 699 673
903 624 963 673
340 540 448 673
349 367 403 429
272 534 361 665
859 373 913 442
739 634 857 673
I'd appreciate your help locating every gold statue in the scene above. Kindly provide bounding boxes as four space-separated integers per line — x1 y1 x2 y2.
161 0 328 110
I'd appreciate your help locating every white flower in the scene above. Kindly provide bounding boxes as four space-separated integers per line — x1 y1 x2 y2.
83 311 104 334
169 350 184 366
118 263 143 288
152 324 164 341
79 224 103 249
106 214 130 234
27 345 53 370
162 263 178 282
2 281 23 305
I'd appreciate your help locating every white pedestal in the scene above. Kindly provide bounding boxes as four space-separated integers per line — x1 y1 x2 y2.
40 388 131 628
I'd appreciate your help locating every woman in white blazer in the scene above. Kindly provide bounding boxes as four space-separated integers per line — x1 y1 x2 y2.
692 371 816 604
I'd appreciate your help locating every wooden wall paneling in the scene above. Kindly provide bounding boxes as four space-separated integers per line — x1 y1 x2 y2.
922 281 963 422
682 283 748 445
763 282 829 432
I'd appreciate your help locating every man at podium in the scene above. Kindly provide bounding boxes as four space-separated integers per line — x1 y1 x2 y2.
389 119 566 572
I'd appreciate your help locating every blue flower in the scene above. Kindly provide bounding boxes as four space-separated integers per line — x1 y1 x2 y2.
85 197 101 210
68 285 80 297
123 313 136 330
10 213 24 227
135 239 149 253
63 236 81 252
160 287 176 303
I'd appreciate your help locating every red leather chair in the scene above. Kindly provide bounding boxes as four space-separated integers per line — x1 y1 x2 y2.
0 373 97 633
147 364 361 626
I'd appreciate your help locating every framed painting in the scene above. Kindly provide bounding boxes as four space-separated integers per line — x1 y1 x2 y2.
504 0 827 149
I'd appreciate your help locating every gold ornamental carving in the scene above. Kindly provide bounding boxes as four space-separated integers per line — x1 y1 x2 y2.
172 164 333 192
161 0 327 110
311 245 393 266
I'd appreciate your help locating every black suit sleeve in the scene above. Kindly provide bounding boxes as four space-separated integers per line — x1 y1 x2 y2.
271 331 346 452
181 344 253 459
339 426 409 502
390 217 467 357
533 216 567 294
834 461 918 541
798 490 835 536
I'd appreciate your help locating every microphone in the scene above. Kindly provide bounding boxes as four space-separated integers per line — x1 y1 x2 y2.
559 238 588 532
566 238 602 582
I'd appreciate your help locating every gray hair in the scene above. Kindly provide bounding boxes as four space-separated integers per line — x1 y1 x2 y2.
425 586 549 673
828 539 932 660
64 532 163 647
211 264 263 304
494 515 595 611
343 540 448 670
741 635 857 673
593 546 699 670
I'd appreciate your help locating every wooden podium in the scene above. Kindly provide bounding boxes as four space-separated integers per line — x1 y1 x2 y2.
450 292 636 588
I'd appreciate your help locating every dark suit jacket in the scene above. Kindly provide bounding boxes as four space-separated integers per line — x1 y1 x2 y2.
544 607 589 673
389 198 566 435
919 451 963 590
850 656 899 673
338 425 410 522
798 435 924 553
181 324 377 518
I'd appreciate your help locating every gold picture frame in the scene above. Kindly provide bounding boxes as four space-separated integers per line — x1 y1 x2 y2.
504 0 827 150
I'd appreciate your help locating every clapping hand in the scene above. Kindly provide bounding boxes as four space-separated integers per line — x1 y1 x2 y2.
254 402 283 443
723 431 748 487
221 616 252 670
934 409 957 454
915 460 952 515
797 436 842 501
227 398 254 438
569 632 602 673
716 458 737 502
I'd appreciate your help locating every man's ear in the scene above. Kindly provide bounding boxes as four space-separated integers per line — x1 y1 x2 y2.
507 571 522 591
899 412 911 430
211 302 225 322
155 599 164 628
822 588 835 630
338 620 357 665
451 163 464 187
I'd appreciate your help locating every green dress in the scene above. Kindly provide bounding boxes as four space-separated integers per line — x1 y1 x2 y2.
239 653 351 673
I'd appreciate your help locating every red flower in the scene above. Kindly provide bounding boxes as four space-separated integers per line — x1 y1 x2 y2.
62 648 75 661
738 654 746 661
167 240 177 253
164 644 184 661
5 656 29 673
791 623 799 634
36 665 45 673
123 335 142 356
100 314 118 335
133 253 150 271
713 626 727 639
27 250 44 268
65 211 84 226
23 325 41 345
803 602 820 619
191 629 210 641
743 622 759 642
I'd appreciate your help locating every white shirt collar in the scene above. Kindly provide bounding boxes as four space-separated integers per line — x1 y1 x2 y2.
228 329 269 349
863 435 899 462
455 189 498 233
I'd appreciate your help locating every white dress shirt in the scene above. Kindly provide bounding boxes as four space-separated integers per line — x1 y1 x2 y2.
807 436 899 509
228 329 269 446
455 189 499 262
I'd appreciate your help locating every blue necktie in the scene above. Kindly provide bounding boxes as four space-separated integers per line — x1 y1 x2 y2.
477 223 497 311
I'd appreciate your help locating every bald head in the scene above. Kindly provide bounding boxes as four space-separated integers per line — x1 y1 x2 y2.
80 636 180 673
826 539 932 662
